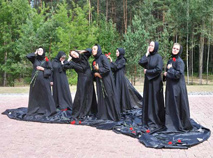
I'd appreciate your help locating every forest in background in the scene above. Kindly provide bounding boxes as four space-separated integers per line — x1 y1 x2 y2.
0 0 213 86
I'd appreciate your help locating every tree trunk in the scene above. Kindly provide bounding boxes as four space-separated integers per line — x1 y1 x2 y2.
191 37 194 84
189 30 194 84
199 24 204 85
89 0 91 24
106 0 108 21
3 49 7 87
97 0 99 16
206 36 210 84
186 34 189 84
123 0 126 33
111 0 116 23
186 0 189 84
97 0 99 24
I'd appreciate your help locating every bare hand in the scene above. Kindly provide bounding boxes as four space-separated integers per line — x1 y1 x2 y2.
35 49 38 55
164 72 167 76
146 46 150 57
68 56 72 62
94 63 99 70
94 72 102 78
144 69 147 74
50 82 53 86
167 64 172 69
37 66 44 71
107 56 112 62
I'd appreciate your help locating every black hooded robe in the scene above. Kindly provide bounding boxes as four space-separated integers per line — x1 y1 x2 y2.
164 46 193 132
26 52 56 116
110 48 133 112
64 50 97 119
92 45 120 121
52 51 72 110
138 41 165 131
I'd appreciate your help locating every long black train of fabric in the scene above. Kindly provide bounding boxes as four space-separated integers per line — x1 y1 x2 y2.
2 85 210 149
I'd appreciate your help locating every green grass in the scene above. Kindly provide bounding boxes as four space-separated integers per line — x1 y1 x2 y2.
0 84 212 94
0 74 213 94
0 86 77 94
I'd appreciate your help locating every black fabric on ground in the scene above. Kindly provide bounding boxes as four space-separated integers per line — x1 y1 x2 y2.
2 107 210 149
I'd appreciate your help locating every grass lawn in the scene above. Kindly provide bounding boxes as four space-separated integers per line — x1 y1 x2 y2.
0 84 212 94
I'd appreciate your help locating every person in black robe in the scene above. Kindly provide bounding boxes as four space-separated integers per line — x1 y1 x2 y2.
63 50 97 119
92 44 120 121
163 43 193 132
138 41 165 132
26 47 56 116
52 51 72 111
107 48 134 112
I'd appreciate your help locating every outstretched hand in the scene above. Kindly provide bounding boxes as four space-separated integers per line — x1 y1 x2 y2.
107 55 112 62
78 50 87 54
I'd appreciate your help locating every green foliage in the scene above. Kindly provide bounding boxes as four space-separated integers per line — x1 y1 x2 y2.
122 15 149 80
52 1 97 56
96 18 120 59
0 0 213 86
0 0 31 86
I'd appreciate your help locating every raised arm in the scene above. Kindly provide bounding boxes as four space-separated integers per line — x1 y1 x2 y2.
110 58 126 72
26 53 36 64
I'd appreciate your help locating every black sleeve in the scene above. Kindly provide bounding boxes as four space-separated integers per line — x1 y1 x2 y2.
50 72 54 82
145 56 163 80
43 61 53 78
63 61 84 73
166 60 184 80
98 56 110 77
138 55 148 68
110 58 125 72
81 60 90 72
26 53 36 64
61 60 69 71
